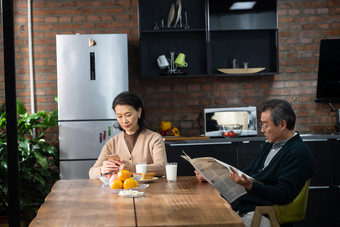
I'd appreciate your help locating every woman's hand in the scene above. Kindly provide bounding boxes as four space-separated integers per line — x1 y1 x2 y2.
194 170 207 182
229 166 253 190
101 159 124 175
119 161 136 173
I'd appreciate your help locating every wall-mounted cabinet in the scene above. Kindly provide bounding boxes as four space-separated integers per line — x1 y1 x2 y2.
138 0 278 78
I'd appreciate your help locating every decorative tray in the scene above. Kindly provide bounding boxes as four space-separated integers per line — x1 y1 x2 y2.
217 68 265 74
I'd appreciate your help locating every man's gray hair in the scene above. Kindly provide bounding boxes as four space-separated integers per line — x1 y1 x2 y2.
260 99 296 130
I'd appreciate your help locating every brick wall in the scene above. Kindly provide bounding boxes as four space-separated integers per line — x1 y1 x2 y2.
0 0 340 137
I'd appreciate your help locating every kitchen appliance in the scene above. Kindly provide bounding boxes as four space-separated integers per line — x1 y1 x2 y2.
57 34 129 179
204 106 257 137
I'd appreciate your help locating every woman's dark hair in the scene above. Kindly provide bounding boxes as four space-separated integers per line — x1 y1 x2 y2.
112 91 146 131
260 99 296 130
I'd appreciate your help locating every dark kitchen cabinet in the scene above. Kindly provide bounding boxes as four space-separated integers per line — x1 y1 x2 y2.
209 0 278 75
165 135 340 227
332 138 340 225
138 0 207 78
304 139 333 187
237 141 263 169
295 188 337 227
165 138 264 176
294 138 340 226
333 139 340 186
138 0 278 78
165 141 237 176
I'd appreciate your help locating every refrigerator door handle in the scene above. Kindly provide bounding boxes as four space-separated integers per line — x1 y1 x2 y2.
90 52 95 80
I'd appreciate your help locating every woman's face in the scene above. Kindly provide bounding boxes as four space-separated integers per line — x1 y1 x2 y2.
114 104 141 135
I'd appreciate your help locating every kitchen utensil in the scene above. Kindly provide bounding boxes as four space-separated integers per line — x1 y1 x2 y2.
167 3 175 27
184 11 189 29
174 0 182 27
175 53 188 67
161 18 164 28
138 177 158 183
168 51 178 73
218 124 243 138
232 58 238 68
153 21 159 30
102 183 149 194
157 55 170 69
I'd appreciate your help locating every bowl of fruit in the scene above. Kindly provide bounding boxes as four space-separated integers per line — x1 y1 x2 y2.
98 171 142 186
218 124 243 138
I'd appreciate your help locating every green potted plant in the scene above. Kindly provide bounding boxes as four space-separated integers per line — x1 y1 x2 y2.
0 99 59 223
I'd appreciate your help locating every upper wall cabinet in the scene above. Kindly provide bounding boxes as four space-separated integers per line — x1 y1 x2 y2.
138 0 278 78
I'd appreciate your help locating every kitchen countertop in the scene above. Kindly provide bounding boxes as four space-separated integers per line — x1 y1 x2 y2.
164 133 340 145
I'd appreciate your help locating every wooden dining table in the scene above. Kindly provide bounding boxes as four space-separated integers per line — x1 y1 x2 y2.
29 176 244 227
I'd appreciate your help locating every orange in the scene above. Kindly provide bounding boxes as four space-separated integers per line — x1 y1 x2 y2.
123 178 138 189
118 169 131 182
109 173 119 186
110 179 123 189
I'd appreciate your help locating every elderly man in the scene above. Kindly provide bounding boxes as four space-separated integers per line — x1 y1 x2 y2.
196 99 314 227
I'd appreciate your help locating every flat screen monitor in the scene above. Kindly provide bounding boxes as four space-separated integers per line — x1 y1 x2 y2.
316 39 340 103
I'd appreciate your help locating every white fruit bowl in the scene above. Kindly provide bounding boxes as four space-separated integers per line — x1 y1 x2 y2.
218 124 243 138
98 173 142 186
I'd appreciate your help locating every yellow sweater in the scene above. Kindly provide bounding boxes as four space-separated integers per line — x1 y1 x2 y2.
89 129 167 179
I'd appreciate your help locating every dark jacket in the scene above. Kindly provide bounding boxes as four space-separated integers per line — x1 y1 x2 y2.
236 133 314 215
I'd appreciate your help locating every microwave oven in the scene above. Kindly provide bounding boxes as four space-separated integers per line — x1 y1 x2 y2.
204 106 258 137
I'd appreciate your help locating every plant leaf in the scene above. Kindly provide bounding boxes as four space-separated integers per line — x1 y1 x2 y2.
36 140 55 155
16 99 27 115
18 136 31 160
34 152 48 169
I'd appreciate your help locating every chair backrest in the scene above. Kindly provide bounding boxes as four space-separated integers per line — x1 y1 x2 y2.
274 179 310 224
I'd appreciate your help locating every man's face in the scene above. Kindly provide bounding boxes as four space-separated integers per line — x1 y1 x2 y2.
260 110 285 143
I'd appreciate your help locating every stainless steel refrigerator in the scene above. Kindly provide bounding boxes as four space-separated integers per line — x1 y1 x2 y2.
56 34 129 179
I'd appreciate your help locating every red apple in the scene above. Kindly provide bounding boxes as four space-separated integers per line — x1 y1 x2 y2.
109 173 119 186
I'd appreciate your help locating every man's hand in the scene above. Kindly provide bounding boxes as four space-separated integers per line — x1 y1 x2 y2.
229 166 253 190
194 170 207 182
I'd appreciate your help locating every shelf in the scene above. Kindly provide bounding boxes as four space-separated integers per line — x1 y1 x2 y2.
141 73 208 79
210 28 278 32
141 72 277 79
211 72 276 77
217 68 266 74
141 28 206 33
138 0 278 78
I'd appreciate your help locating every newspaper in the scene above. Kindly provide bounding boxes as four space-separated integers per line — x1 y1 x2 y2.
181 151 254 203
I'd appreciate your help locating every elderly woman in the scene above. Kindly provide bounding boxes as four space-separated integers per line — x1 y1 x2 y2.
89 91 167 179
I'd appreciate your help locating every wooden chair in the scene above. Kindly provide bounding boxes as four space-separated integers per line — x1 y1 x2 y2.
251 179 310 227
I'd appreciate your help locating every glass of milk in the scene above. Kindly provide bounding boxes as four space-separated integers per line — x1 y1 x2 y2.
136 162 147 174
166 162 177 182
